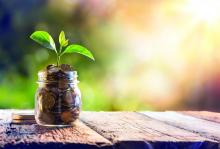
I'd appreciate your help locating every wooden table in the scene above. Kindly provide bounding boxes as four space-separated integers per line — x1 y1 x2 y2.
0 110 220 149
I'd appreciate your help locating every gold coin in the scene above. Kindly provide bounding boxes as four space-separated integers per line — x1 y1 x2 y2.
64 91 74 105
61 111 74 123
12 113 34 120
38 94 43 111
38 112 55 124
42 92 55 110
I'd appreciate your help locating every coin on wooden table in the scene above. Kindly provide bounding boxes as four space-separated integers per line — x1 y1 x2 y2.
11 119 36 124
12 113 35 120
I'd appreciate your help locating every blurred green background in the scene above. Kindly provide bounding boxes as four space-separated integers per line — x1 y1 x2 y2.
1 0 220 111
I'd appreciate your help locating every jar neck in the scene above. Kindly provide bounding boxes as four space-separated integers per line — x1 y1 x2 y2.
38 70 78 82
37 70 79 89
37 80 79 88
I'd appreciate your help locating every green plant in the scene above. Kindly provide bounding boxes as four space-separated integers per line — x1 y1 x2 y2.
30 31 95 66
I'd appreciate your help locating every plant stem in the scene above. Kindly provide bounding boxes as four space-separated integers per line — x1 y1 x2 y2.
56 53 60 67
59 46 62 53
56 46 62 66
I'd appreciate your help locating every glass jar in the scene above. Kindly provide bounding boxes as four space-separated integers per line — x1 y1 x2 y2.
35 69 81 127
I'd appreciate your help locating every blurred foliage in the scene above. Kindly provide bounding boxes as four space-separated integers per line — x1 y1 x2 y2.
0 0 146 110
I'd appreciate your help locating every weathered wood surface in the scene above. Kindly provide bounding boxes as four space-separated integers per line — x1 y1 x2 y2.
140 111 220 143
81 112 218 149
0 110 220 149
0 110 112 149
181 111 220 123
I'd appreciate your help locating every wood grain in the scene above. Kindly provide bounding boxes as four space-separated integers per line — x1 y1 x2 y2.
181 111 220 124
81 112 218 149
0 110 112 149
140 111 220 143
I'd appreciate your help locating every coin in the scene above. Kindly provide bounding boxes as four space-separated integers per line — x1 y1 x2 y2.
71 107 80 119
41 91 55 110
47 64 59 74
61 111 74 123
11 119 36 124
60 64 73 72
46 64 56 70
12 113 35 120
38 112 55 124
63 90 75 105
37 88 47 111
58 81 69 89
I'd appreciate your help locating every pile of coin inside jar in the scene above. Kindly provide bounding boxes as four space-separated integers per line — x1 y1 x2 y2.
35 64 81 126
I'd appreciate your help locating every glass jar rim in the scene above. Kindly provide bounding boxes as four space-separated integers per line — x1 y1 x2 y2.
37 70 78 82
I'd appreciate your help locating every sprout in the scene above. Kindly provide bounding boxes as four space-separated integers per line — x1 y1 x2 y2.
30 30 95 66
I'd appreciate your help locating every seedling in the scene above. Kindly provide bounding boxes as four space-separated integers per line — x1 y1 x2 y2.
30 30 94 66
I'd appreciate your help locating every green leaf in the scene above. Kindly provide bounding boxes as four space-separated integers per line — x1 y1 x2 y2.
62 44 95 61
59 31 68 47
30 31 56 52
59 31 65 45
62 39 69 47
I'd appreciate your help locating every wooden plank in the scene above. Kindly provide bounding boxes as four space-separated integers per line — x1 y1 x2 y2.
0 110 112 149
80 112 218 149
140 111 220 143
180 111 220 124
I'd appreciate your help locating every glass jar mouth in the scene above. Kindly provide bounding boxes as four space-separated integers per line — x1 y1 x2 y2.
36 80 79 84
37 70 78 82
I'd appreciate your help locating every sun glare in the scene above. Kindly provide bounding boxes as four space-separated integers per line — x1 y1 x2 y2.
184 0 220 24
